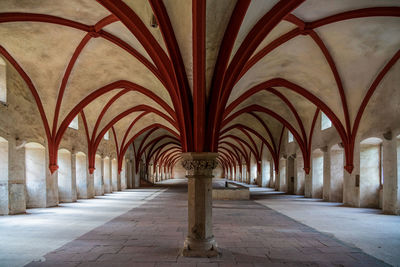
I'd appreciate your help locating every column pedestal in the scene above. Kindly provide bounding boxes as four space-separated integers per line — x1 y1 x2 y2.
181 152 218 258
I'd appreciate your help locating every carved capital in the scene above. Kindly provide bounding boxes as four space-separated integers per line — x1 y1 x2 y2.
181 152 218 178
182 159 218 171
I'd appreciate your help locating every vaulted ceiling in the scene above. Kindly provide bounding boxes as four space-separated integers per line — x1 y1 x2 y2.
0 0 399 174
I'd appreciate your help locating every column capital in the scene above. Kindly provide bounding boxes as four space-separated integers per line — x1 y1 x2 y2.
181 152 218 177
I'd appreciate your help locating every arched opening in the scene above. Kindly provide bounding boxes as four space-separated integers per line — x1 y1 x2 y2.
278 157 286 192
0 57 6 103
0 136 8 180
235 165 240 182
330 144 344 202
0 136 9 214
398 135 400 192
360 137 383 208
58 149 75 203
94 154 103 196
311 149 324 199
250 155 257 184
25 142 46 208
261 159 270 187
241 163 247 183
397 135 400 214
287 155 295 194
76 152 88 199
271 162 276 188
295 153 305 195
111 158 118 191
121 157 127 190
126 159 132 188
103 156 111 193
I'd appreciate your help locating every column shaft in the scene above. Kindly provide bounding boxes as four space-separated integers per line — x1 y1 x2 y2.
182 152 218 257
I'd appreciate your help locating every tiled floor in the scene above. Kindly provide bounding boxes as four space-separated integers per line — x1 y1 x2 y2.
26 184 388 267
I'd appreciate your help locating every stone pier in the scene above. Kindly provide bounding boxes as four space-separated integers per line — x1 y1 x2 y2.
181 152 218 257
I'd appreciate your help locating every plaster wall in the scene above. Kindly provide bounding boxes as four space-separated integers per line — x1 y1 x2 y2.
172 159 186 179
213 165 224 179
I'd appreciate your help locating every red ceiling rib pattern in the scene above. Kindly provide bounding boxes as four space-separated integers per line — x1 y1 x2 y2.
0 0 399 176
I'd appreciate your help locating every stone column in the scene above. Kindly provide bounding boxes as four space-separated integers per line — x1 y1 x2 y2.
382 133 399 214
71 150 77 201
126 160 132 189
133 160 140 188
275 168 280 191
270 161 275 188
87 170 95 198
148 163 153 183
287 155 295 194
117 172 122 191
304 172 312 198
154 165 157 182
45 142 58 207
86 155 95 198
343 143 360 207
181 152 218 257
242 163 247 183
322 146 330 201
98 155 105 195
295 152 305 195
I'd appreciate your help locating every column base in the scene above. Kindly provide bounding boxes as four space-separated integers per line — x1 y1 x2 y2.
182 236 218 257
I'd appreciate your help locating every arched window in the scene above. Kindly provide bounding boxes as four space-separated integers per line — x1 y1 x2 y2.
0 57 6 103
104 131 109 140
288 131 294 143
321 112 332 130
68 116 78 130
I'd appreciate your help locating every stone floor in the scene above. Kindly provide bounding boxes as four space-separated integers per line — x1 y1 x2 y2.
251 186 400 267
0 188 165 267
21 181 388 267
